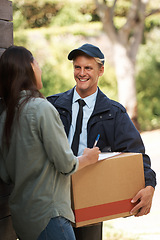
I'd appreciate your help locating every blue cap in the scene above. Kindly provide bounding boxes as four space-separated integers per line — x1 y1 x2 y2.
68 43 105 65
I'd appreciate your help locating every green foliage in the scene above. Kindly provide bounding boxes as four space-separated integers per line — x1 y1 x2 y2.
145 15 160 32
114 0 130 16
13 9 26 31
13 0 61 29
13 30 28 45
50 3 91 27
40 62 73 97
136 29 160 131
13 0 160 33
13 0 93 29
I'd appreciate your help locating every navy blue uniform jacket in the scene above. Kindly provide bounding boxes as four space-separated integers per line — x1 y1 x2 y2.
47 87 156 188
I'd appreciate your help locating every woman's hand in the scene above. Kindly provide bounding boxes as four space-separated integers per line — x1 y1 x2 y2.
77 147 100 171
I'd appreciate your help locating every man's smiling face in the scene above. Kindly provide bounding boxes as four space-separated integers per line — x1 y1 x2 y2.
73 55 104 98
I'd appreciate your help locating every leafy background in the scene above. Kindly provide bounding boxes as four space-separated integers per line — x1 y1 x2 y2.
13 0 160 131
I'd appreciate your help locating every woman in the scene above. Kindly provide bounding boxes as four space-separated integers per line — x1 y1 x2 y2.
0 46 100 240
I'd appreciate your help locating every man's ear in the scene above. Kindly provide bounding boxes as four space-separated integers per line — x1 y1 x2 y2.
99 66 104 76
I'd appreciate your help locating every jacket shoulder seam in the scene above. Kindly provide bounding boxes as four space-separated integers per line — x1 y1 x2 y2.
110 100 126 113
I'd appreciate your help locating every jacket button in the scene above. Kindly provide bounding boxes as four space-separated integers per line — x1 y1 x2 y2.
100 116 102 119
62 110 65 113
109 114 112 117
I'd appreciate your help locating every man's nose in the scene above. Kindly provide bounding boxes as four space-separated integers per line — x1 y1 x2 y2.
79 68 85 76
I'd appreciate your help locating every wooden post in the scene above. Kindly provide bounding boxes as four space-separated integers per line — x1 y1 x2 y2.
0 0 13 57
0 1 17 239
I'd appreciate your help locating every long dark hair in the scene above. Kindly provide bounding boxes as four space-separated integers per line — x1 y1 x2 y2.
0 46 44 146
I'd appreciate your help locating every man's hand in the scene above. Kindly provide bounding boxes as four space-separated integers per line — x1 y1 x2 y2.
130 186 155 217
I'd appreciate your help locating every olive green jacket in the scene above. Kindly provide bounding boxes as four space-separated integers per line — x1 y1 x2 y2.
0 91 78 240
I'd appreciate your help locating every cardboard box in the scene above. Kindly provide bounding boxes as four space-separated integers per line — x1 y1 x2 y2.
71 152 145 227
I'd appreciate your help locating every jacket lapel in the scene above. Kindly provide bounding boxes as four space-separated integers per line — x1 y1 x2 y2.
91 88 111 117
53 88 74 113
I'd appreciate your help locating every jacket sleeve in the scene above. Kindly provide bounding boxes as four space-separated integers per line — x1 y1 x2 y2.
114 108 156 188
36 100 79 175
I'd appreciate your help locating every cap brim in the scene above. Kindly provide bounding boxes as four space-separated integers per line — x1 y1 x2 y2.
68 49 96 60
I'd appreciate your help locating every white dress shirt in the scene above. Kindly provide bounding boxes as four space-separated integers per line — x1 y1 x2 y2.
68 87 98 156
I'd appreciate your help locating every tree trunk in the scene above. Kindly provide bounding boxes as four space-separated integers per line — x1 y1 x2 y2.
113 42 139 128
94 0 149 130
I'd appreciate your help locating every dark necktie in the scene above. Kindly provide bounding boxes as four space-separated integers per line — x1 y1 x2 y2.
71 99 86 156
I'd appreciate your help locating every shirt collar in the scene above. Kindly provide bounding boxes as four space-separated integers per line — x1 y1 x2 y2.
72 87 98 109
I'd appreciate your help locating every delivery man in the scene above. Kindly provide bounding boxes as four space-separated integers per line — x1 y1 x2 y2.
47 43 156 240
